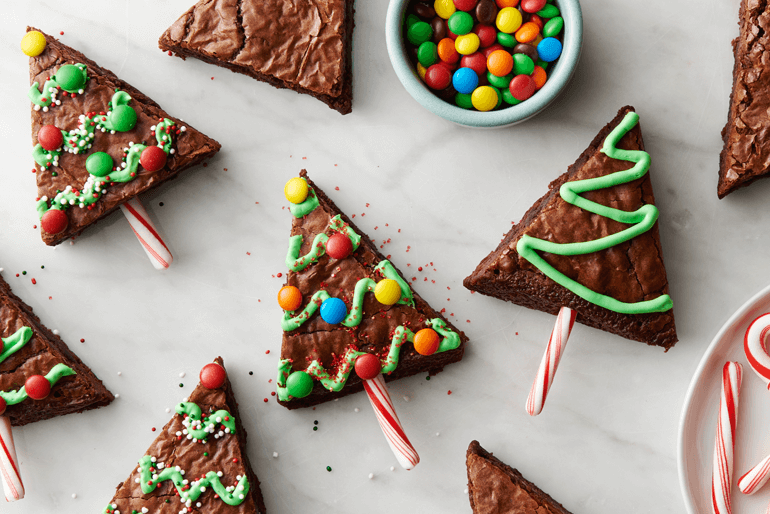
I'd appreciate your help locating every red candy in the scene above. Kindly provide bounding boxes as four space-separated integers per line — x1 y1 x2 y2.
200 363 227 389
483 43 505 58
520 0 546 13
509 74 536 100
454 0 479 10
25 375 51 400
41 209 68 235
474 24 497 47
424 63 453 89
460 52 487 75
37 125 63 151
355 353 381 381
0 397 5 416
326 233 353 259
140 145 167 172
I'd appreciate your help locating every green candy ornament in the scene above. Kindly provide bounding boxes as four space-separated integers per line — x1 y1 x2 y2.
85 152 114 177
54 64 87 92
286 371 314 398
109 105 137 132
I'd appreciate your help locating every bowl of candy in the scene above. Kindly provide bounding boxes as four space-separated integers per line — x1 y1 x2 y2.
385 0 582 128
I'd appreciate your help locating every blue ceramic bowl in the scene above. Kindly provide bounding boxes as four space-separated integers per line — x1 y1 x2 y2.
385 0 583 128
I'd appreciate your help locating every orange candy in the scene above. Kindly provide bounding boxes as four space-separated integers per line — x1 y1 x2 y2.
437 37 460 64
486 49 513 77
413 328 440 356
515 21 540 43
277 286 303 311
495 0 519 6
532 66 547 89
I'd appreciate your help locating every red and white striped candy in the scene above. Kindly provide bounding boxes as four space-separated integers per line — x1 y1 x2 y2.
712 361 742 514
744 313 770 388
0 416 24 502
738 453 770 495
526 306 577 416
120 197 173 270
362 374 420 470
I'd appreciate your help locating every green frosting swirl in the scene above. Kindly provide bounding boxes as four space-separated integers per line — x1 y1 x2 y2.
288 182 320 218
28 63 88 107
0 363 75 405
175 401 236 441
516 111 673 315
286 215 362 271
0 327 33 364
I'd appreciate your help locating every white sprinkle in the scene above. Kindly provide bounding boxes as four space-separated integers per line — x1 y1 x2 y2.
71 493 77 499
166 408 171 413
436 432 440 437
273 452 279 458
390 466 395 472
464 488 469 494
117 371 122 376
53 329 60 335
115 394 120 399
368 473 374 480
142 508 149 514
403 396 410 402
179 372 185 378
354 408 360 413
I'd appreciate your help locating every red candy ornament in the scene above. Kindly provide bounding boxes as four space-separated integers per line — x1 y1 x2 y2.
509 74 536 100
424 63 453 90
474 24 497 48
25 375 51 400
139 146 167 172
0 396 5 416
355 353 382 381
40 208 68 235
520 0 546 13
37 125 63 151
200 363 226 390
460 52 488 75
326 233 353 259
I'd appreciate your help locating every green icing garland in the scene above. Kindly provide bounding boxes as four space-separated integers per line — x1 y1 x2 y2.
28 63 88 109
286 215 362 271
288 182 320 218
0 327 33 364
516 111 673 315
175 401 236 442
0 363 75 405
276 318 460 400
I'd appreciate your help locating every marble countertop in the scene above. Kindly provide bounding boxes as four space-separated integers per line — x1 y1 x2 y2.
0 0 759 512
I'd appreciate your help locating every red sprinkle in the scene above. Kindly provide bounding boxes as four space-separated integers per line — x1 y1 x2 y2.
233 458 239 463
263 398 268 403
59 31 64 35
277 272 283 278
151 427 156 432
167 51 173 56
447 390 452 395
265 350 270 354
31 278 36 285
80 338 85 343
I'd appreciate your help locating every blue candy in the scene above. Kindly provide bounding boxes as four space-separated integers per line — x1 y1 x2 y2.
452 67 479 95
320 297 347 325
537 37 562 63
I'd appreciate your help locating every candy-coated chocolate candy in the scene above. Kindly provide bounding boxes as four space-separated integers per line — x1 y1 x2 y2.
277 286 303 311
417 62 428 80
455 92 474 108
471 85 498 111
414 2 436 18
520 0 546 13
431 16 449 42
452 67 479 94
21 30 46 57
475 0 498 25
140 145 167 172
496 7 522 33
529 13 545 29
532 65 547 88
495 0 519 6
502 87 522 104
536 59 548 70
454 0 478 11
424 63 453 89
537 37 562 62
482 43 505 58
509 74 536 100
54 64 86 92
326 232 353 259
374 279 402 305
85 151 114 178
434 0 456 19
110 105 138 132
41 208 68 235
513 53 534 75
406 13 421 29
455 32 480 55
25 375 51 400
487 49 513 76
461 52 488 75
320 297 347 324
515 21 540 43
537 3 559 18
407 21 433 45
414 328 440 355
37 125 63 151
474 24 497 47
448 11 474 35
418 41 439 67
438 37 460 63
355 353 382 380
497 32 516 47
284 177 309 204
0 396 6 416
543 16 563 38
513 43 538 62
200 363 227 389
286 371 314 398
487 71 512 88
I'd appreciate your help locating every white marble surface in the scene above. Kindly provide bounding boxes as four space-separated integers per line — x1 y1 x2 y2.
0 0 760 512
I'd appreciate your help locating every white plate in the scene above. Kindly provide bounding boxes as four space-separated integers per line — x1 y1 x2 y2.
679 283 770 512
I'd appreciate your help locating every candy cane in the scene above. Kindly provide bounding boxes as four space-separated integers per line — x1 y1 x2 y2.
744 313 770 388
738 453 770 495
525 306 577 416
119 197 173 270
712 361 742 514
355 354 419 470
0 416 24 502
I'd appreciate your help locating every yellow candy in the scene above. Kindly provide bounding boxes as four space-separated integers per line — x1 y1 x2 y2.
21 31 46 57
532 34 544 47
471 86 498 112
455 33 480 56
434 0 456 19
496 7 523 34
417 62 427 80
374 279 402 306
284 177 309 204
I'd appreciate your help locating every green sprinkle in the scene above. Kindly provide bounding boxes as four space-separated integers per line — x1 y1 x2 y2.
313 426 318 431
40 265 45 269
426 376 431 381
179 383 183 387
203 452 209 457
326 466 332 472
249 371 253 375
52 172 58 177
22 271 26 275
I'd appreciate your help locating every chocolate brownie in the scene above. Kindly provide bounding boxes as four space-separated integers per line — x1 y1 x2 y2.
718 0 770 198
0 273 113 426
158 0 355 115
464 106 677 350
102 358 266 514
276 170 467 409
466 441 573 514
27 28 221 246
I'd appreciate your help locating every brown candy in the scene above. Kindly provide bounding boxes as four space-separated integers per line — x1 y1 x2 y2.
475 0 498 25
431 16 448 42
513 43 538 63
414 2 436 19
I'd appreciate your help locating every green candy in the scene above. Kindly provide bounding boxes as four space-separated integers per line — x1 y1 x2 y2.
502 88 522 105
497 32 516 47
543 16 564 38
286 371 314 398
85 152 114 177
487 72 512 88
537 4 559 18
448 11 474 36
536 59 549 70
109 105 137 132
406 14 421 29
513 53 534 76
53 64 87 92
407 21 433 45
455 92 473 109
417 41 438 67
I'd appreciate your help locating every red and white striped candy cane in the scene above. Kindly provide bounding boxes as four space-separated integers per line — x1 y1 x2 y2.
712 361 742 514
526 306 577 416
0 416 24 502
120 197 173 270
738 453 770 495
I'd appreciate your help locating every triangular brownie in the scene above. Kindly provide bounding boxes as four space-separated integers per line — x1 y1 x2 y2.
26 28 221 246
718 0 770 198
101 357 266 514
464 106 677 349
158 0 354 115
275 170 467 408
0 273 113 426
466 441 572 514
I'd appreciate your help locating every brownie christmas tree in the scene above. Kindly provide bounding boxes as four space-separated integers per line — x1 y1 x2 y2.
101 358 266 514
